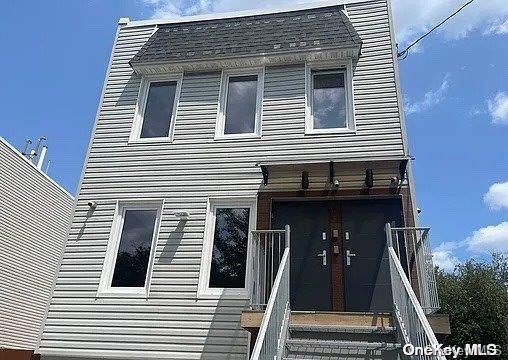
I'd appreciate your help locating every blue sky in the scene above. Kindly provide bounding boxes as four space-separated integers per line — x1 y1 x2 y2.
1 0 507 269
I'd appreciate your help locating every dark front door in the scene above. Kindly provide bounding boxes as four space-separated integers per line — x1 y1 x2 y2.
341 199 404 312
272 201 332 311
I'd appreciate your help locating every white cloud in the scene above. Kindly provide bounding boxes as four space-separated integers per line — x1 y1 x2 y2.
143 0 214 17
488 92 508 125
142 0 293 18
467 221 508 253
484 181 508 210
432 241 461 272
404 75 450 115
141 0 508 51
484 19 508 35
468 106 484 117
392 0 508 48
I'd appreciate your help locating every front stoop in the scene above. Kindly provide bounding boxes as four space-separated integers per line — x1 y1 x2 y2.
284 324 401 360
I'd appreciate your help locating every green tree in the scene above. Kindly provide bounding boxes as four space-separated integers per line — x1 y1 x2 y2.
437 253 508 359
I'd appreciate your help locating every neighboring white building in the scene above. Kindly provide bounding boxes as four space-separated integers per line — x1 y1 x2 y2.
0 137 74 359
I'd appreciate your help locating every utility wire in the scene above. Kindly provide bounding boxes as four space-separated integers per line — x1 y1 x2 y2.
397 0 475 60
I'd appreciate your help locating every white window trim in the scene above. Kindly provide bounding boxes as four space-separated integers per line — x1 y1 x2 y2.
129 74 183 143
215 68 264 140
97 199 163 297
305 60 356 134
197 197 257 299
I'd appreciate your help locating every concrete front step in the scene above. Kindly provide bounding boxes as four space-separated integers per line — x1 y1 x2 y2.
286 339 402 350
289 325 397 343
290 325 396 334
285 339 402 360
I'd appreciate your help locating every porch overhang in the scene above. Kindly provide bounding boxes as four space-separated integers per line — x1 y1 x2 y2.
256 156 411 191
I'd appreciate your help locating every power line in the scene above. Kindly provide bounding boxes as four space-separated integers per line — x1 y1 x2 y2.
397 0 475 60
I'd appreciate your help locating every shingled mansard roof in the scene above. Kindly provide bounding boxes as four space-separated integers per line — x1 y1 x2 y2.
129 5 362 73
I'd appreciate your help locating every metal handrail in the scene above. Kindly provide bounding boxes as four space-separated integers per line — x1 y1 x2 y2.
250 247 291 360
250 226 290 309
390 226 440 314
250 225 291 360
386 223 445 360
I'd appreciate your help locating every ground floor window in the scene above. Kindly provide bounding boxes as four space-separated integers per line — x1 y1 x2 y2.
98 200 162 296
198 197 256 298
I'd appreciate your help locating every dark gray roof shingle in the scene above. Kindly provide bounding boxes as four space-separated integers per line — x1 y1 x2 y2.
130 5 361 65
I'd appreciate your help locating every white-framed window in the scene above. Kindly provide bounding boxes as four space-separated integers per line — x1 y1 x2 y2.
305 60 355 134
215 68 264 139
197 197 257 298
129 74 183 143
97 200 163 296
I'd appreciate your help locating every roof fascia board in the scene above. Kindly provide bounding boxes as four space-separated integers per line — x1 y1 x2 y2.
131 46 361 75
123 0 371 28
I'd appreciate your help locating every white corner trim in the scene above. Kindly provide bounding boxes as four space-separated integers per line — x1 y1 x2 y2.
125 0 373 28
197 196 257 299
214 67 264 140
304 59 356 134
129 73 183 143
35 18 126 356
118 17 130 25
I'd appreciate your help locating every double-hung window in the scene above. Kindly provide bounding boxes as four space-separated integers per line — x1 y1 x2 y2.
306 62 354 133
198 198 256 298
216 69 263 138
130 75 182 142
98 201 162 296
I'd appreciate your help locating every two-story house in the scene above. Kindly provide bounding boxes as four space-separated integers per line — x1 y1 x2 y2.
36 1 449 359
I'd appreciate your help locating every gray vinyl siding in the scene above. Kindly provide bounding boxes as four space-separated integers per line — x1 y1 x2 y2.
0 139 73 350
39 1 404 358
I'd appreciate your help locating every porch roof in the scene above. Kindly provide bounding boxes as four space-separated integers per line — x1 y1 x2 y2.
256 156 411 189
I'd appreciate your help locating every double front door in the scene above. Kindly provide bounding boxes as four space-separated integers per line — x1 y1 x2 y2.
272 199 403 312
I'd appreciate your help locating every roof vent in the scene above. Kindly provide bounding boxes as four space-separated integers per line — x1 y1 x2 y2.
21 137 50 172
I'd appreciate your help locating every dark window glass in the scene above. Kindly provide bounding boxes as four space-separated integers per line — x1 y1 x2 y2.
111 209 157 287
312 71 347 129
224 75 258 134
209 207 250 288
140 81 177 138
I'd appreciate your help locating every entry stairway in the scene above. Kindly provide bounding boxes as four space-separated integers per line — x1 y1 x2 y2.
284 324 401 360
248 225 447 360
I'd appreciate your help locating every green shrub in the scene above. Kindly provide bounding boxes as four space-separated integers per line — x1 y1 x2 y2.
437 253 508 359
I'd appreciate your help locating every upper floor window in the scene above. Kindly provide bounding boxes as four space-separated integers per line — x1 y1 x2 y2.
216 69 264 138
198 197 256 298
130 75 182 142
98 201 162 296
306 62 355 134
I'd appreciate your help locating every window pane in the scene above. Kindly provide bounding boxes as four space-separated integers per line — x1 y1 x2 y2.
312 71 347 129
140 81 177 138
111 209 157 287
209 207 250 288
224 75 258 134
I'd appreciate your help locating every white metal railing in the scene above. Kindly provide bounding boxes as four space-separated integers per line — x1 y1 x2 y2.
250 226 290 309
250 248 290 360
386 223 445 360
250 225 290 360
389 226 439 314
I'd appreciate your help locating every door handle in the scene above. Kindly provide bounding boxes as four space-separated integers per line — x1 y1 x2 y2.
317 250 327 266
346 250 356 266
